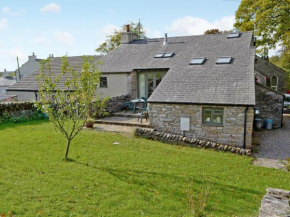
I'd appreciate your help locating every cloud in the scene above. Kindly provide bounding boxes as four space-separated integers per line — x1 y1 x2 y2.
107 9 116 14
40 3 61 13
2 7 25 15
53 31 74 46
95 24 120 43
8 45 27 62
165 16 235 36
10 37 23 43
32 37 50 44
2 7 10 14
0 18 8 30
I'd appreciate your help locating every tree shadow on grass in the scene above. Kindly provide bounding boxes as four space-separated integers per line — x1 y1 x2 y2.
72 160 261 216
0 119 49 130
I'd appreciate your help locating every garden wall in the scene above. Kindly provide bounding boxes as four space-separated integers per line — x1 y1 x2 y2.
135 128 252 156
103 94 131 113
255 83 284 128
149 103 254 148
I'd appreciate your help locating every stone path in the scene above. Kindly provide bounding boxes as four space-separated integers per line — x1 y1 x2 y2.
91 123 151 134
256 115 290 160
253 114 290 170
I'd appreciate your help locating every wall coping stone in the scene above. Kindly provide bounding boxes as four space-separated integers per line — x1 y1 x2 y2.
259 188 290 217
135 128 252 156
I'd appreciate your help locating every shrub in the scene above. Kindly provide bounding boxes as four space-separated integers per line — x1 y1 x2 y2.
280 158 290 172
185 178 212 217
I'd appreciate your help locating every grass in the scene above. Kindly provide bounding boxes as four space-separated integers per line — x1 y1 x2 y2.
0 120 289 216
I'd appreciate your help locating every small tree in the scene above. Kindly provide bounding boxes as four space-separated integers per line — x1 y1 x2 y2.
96 21 146 55
35 56 102 160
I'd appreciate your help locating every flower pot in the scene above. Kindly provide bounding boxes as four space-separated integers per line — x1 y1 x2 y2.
85 122 94 128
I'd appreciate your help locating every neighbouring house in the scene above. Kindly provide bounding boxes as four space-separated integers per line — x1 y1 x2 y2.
254 55 288 92
6 56 103 101
6 27 285 148
0 70 17 102
16 52 43 81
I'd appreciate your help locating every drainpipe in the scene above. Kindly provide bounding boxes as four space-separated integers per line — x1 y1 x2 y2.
281 95 285 127
34 91 38 101
243 107 249 149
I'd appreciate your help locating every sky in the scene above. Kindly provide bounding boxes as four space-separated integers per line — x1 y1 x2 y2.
0 0 244 71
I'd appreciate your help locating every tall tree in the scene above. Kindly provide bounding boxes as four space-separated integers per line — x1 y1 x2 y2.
95 21 146 55
235 0 290 78
36 56 102 160
234 0 290 50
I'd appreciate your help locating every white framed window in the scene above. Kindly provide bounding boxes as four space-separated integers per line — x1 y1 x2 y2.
271 75 278 90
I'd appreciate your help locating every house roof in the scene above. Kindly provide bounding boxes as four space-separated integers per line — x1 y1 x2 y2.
7 56 103 91
101 31 256 105
0 76 16 87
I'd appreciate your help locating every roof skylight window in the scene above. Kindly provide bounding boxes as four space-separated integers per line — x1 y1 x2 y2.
189 57 206 65
155 53 165 58
163 52 174 58
227 32 240 38
216 56 232 64
154 52 174 58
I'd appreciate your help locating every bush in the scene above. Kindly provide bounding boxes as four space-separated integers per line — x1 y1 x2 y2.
185 178 212 217
0 105 47 124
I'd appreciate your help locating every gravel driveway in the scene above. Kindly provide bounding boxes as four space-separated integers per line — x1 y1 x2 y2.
256 114 290 160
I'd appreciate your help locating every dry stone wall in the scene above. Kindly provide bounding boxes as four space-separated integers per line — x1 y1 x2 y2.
103 94 131 113
259 188 290 217
135 128 252 156
255 83 284 128
149 103 254 148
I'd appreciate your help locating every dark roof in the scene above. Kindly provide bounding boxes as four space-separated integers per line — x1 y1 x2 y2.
7 56 103 91
101 32 256 105
0 76 16 87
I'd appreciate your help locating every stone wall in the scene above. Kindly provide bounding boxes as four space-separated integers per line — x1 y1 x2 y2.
149 103 254 148
103 94 131 113
135 128 252 156
255 83 284 128
255 56 288 92
259 188 290 217
129 70 137 99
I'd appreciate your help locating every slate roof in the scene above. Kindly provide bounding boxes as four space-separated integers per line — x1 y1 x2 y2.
100 31 256 105
0 76 16 87
7 56 102 91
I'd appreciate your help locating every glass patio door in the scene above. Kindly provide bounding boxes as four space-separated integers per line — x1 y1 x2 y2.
138 72 166 98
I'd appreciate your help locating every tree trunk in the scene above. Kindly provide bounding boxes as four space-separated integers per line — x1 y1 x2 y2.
65 139 71 160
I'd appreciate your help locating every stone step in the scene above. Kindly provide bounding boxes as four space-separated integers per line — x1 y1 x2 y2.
95 116 152 128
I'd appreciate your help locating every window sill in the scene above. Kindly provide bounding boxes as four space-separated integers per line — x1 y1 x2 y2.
202 123 224 127
99 86 108 88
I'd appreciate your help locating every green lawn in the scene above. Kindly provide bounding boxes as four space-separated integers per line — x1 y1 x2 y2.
0 121 289 217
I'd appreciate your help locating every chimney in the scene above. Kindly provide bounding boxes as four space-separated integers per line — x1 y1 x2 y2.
3 69 8 78
163 33 168 45
121 24 138 44
28 52 36 61
126 24 130 32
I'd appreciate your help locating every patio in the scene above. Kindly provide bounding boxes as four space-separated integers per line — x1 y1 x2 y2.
95 110 151 128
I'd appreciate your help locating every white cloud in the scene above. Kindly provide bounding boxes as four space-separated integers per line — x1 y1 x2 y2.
10 37 23 42
95 24 120 44
2 7 25 16
32 37 50 44
269 44 283 57
40 3 61 13
8 45 27 62
2 7 10 14
0 18 8 30
165 16 235 36
107 9 116 14
53 31 74 46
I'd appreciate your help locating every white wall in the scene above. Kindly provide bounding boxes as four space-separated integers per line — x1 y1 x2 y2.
6 91 36 102
96 73 129 98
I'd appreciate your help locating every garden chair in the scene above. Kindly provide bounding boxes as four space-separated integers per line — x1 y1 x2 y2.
137 105 149 124
122 101 134 113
